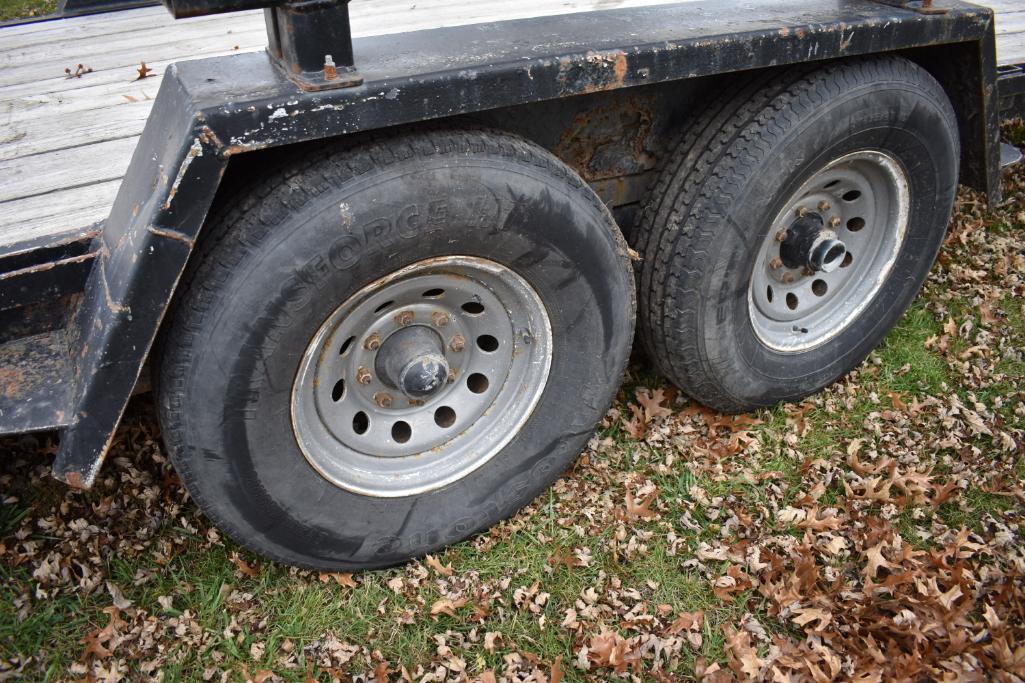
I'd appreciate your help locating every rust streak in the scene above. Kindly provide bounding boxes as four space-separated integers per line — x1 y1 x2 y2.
148 226 195 246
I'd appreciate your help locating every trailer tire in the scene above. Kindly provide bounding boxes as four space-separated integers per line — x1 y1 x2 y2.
635 56 959 413
156 128 635 570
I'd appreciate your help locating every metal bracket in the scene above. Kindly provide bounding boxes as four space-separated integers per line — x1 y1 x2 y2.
265 0 364 92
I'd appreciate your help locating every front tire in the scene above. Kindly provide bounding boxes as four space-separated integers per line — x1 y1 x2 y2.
157 128 635 570
635 57 959 413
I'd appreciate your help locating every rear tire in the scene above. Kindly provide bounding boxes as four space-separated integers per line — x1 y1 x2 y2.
635 57 959 413
157 128 635 570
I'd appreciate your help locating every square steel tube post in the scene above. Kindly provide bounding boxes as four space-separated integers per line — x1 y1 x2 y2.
264 0 363 90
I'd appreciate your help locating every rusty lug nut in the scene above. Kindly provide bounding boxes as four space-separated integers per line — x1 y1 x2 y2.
818 200 831 212
356 367 372 385
781 272 795 284
363 332 381 351
373 392 393 408
432 311 450 327
394 310 414 327
795 206 809 217
829 215 841 228
447 368 457 384
775 229 789 242
449 334 465 352
803 267 815 277
769 257 783 270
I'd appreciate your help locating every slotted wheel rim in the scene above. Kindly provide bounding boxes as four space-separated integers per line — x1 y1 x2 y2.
291 256 553 497
748 150 910 353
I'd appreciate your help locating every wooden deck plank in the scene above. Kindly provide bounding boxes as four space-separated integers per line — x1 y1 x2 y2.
0 0 1021 250
0 180 118 245
0 136 138 204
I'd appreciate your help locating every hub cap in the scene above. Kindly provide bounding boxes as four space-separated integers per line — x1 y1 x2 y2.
291 256 553 497
748 151 909 352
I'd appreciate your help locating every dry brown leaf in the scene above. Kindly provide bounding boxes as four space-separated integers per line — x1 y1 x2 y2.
550 655 564 683
425 554 454 577
588 628 639 673
623 403 647 439
318 571 357 587
429 596 468 618
635 387 673 422
864 542 896 579
624 488 658 519
230 552 260 577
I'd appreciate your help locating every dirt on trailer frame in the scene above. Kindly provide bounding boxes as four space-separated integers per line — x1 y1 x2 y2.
1 123 1024 682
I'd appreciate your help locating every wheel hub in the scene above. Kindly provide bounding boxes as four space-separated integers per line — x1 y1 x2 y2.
779 213 847 274
375 325 449 399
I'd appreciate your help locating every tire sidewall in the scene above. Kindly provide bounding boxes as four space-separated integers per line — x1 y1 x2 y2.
695 81 958 406
163 144 634 569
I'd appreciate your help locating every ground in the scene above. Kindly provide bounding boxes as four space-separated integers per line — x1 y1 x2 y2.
2 123 1024 681
0 0 54 23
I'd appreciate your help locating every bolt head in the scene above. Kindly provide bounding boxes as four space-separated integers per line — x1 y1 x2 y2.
775 229 789 242
818 200 831 212
769 257 783 270
447 368 457 384
364 333 381 351
356 367 372 385
449 334 465 352
781 272 795 284
795 206 809 217
395 311 414 327
373 392 393 408
432 311 450 327
829 216 841 228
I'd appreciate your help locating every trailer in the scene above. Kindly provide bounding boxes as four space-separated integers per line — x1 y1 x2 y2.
0 0 1022 569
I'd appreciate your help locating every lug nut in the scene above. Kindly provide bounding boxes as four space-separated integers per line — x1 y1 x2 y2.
775 229 789 242
363 332 381 351
781 272 795 284
803 266 815 277
447 368 457 384
449 334 465 352
795 206 809 217
374 392 393 408
394 310 414 327
356 366 372 385
769 257 783 270
432 311 450 327
829 216 841 228
818 200 831 212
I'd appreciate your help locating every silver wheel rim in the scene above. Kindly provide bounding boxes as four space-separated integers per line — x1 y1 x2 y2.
748 150 910 353
291 256 553 497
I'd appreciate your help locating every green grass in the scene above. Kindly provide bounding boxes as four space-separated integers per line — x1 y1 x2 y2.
0 0 54 22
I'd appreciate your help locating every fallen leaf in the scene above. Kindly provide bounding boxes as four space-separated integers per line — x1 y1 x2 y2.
318 572 357 587
429 596 468 618
425 554 454 577
230 552 260 577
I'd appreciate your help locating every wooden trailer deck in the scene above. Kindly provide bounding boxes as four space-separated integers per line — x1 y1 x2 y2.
1 0 1023 252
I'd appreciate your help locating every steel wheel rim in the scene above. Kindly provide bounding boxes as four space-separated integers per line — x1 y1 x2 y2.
748 150 910 353
291 256 553 497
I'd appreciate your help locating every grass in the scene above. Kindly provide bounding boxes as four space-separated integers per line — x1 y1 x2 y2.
0 0 55 22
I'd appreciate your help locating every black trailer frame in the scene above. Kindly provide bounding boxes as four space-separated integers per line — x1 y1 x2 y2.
0 0 1013 487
